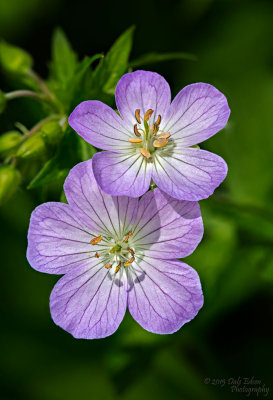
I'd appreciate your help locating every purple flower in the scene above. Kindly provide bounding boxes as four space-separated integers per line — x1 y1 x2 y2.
27 159 204 339
69 70 230 200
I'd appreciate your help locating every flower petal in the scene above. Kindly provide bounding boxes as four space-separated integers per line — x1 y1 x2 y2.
69 100 132 152
128 258 203 334
50 259 128 339
27 202 94 274
132 189 203 259
152 148 227 201
115 70 171 128
163 83 230 146
64 160 138 237
92 151 152 198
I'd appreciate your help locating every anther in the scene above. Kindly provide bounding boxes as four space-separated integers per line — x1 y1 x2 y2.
134 124 141 137
124 257 135 267
153 124 159 134
115 262 121 274
124 231 132 243
153 138 168 148
157 132 171 139
144 109 154 121
129 248 135 256
140 148 151 158
90 235 102 245
135 109 141 124
129 137 142 144
105 263 112 269
155 115 161 126
95 252 100 258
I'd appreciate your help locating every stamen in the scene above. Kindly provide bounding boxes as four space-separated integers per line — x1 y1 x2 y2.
153 124 159 134
105 263 112 269
129 137 142 144
153 138 168 148
140 148 151 158
124 231 132 243
124 257 135 266
129 248 135 256
157 132 171 139
115 262 121 273
144 109 154 121
95 252 100 258
155 115 161 126
135 109 141 124
134 124 141 137
90 235 102 245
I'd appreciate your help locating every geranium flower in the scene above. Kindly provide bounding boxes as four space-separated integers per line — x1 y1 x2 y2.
27 159 204 339
69 70 230 200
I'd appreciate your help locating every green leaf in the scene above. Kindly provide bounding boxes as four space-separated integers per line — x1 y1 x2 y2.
77 136 97 161
27 157 69 189
0 165 21 205
262 255 273 282
68 54 103 110
129 51 197 68
88 26 135 97
0 40 33 74
27 125 96 189
50 28 77 84
0 89 6 113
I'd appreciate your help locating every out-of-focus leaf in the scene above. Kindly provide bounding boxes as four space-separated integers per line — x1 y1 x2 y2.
77 135 97 161
262 254 273 282
0 130 22 158
0 165 21 205
187 209 237 291
87 26 134 98
0 89 6 113
0 40 33 74
208 196 273 243
129 51 197 68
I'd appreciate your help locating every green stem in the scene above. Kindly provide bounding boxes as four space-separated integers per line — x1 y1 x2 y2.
28 69 64 112
5 90 46 102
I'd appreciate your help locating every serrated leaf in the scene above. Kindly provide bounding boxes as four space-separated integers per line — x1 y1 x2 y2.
88 26 134 97
50 28 77 84
129 51 197 68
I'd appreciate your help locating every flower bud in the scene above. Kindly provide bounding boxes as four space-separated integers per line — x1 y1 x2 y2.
16 133 46 159
0 41 33 75
0 165 21 205
0 131 22 157
40 121 63 148
0 90 6 114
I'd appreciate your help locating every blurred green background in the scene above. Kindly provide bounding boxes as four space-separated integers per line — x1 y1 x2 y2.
1 0 273 399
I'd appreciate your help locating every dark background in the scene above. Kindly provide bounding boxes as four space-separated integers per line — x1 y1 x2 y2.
1 0 273 399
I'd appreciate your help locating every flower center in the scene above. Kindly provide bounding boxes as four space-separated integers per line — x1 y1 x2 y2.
128 109 171 159
89 232 135 274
